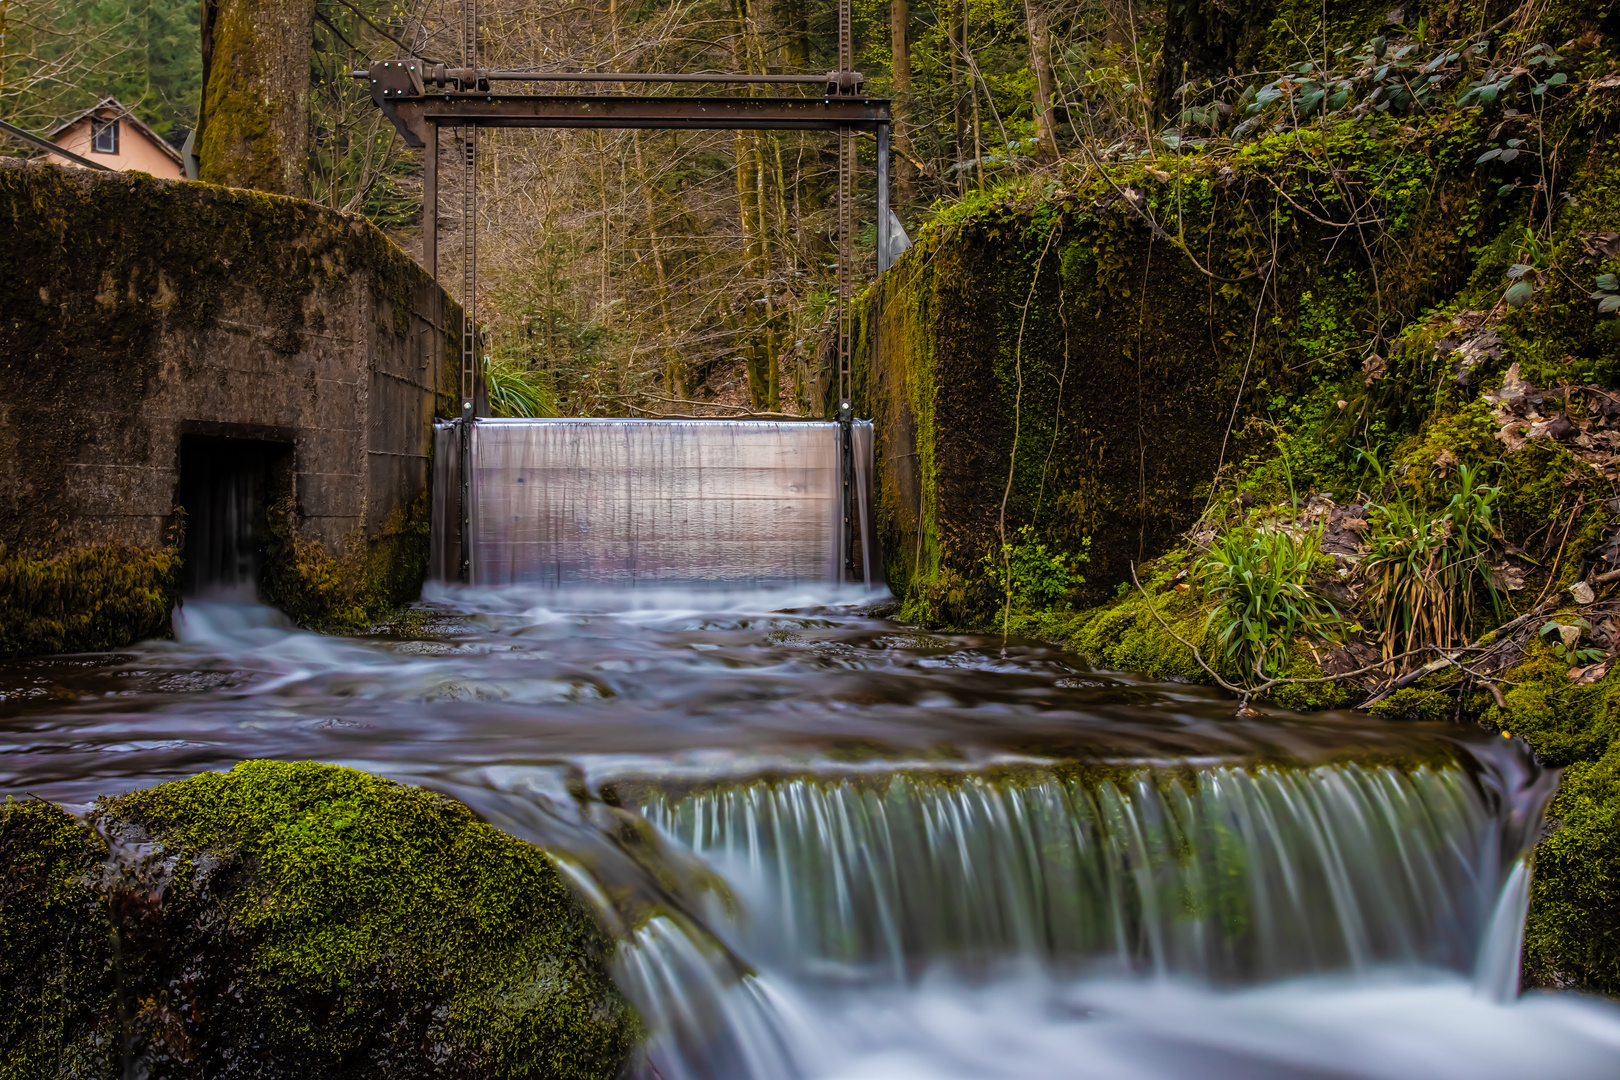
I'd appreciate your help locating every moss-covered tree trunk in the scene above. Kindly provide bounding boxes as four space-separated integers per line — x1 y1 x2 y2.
198 0 315 194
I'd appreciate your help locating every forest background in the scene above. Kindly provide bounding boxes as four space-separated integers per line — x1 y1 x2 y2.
2 0 1180 417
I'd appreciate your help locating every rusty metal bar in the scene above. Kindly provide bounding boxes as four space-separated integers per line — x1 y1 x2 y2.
461 127 477 412
877 121 892 272
0 117 113 171
486 71 832 84
423 122 438 282
354 68 841 86
378 95 887 147
837 128 853 410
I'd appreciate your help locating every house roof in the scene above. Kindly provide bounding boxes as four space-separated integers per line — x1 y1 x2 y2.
48 97 186 169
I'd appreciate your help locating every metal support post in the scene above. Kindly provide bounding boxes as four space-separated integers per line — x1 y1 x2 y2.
423 122 438 283
461 127 477 412
876 122 892 273
837 127 853 412
839 399 854 579
459 400 473 583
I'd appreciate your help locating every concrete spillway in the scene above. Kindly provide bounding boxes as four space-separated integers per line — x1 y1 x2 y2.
431 418 880 587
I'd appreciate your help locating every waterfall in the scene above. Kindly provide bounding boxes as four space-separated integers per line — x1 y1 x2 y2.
590 750 1574 1080
638 762 1546 984
431 418 879 586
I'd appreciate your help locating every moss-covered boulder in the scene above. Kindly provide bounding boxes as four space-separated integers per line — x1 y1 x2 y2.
0 761 639 1079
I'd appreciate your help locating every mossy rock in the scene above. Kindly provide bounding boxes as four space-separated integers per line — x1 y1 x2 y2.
0 542 180 657
1370 688 1454 723
1526 737 1620 994
1478 642 1620 995
0 761 639 1079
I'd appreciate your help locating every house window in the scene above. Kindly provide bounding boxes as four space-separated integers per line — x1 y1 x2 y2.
90 117 119 154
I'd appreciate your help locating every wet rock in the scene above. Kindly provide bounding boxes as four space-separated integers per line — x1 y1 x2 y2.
0 762 639 1079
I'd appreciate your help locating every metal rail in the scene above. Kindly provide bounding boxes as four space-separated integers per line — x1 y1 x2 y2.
0 117 113 171
355 68 835 85
373 94 887 146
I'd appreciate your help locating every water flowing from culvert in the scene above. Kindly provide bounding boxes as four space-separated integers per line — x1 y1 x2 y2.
3 586 1619 1078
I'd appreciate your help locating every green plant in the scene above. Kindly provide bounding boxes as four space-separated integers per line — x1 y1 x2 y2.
1539 618 1606 669
485 356 559 418
1360 460 1502 669
1593 273 1620 316
1194 525 1340 683
984 526 1089 613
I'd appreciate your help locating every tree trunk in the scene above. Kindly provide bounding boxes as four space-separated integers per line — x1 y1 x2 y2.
634 131 682 401
198 0 315 194
1025 1 1059 162
890 0 916 210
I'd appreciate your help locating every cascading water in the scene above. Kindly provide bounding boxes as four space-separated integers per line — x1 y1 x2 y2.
639 763 1541 985
431 418 880 586
4 587 1620 1078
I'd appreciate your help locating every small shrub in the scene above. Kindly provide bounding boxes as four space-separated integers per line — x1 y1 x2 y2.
1361 461 1501 669
1195 525 1340 683
486 357 558 418
1539 618 1606 670
984 526 1089 613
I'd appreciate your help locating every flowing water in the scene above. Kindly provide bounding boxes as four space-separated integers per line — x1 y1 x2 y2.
436 419 882 587
4 586 1620 1078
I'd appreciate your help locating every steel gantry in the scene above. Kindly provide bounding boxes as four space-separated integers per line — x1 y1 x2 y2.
353 5 891 582
354 33 893 424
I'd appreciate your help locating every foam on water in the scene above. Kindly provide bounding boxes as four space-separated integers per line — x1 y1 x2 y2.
4 591 1619 1078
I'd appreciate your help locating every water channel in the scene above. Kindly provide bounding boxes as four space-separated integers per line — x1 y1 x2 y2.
5 585 1620 1078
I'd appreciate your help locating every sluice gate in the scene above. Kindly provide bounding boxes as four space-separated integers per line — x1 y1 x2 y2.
431 418 881 588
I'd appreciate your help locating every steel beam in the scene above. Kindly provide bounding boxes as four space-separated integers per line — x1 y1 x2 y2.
381 95 889 147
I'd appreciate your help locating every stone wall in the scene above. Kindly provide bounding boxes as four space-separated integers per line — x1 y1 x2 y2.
857 156 1488 621
0 161 460 654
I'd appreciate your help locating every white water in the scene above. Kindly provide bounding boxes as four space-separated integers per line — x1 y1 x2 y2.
6 589 1620 1078
451 418 847 586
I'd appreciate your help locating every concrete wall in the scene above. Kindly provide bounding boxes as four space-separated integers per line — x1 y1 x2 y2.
0 161 459 653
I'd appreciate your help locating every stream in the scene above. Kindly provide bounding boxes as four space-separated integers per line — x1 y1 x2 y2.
4 585 1620 1078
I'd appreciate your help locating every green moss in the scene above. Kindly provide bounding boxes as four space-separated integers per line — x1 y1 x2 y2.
0 800 113 1080
1371 688 1454 723
1480 641 1620 994
1525 738 1620 993
0 542 180 656
262 491 431 632
1 762 640 1077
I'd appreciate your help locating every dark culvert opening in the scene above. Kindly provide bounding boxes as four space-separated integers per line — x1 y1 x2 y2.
178 434 293 598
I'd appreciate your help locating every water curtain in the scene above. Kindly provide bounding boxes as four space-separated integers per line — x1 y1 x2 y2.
431 418 881 587
588 753 1558 1079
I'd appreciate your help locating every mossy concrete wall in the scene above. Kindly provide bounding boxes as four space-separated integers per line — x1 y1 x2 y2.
859 137 1487 620
0 161 461 653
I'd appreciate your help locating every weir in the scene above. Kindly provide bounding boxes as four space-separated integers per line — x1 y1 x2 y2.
431 418 882 587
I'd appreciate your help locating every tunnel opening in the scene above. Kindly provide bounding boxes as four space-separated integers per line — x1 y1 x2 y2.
178 433 293 598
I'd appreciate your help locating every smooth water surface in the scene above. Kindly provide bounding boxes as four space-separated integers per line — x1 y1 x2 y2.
3 585 1618 1078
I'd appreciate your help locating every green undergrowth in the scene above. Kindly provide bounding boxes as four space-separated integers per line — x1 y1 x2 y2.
1464 641 1620 995
0 543 180 657
862 11 1620 996
0 761 639 1078
262 491 432 633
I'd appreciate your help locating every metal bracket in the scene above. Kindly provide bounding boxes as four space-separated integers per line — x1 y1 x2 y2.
823 70 866 96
